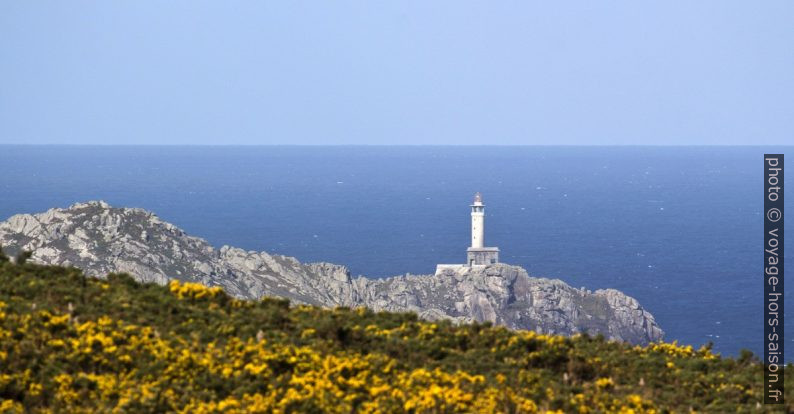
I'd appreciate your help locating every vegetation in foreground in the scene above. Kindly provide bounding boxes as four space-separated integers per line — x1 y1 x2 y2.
0 248 787 413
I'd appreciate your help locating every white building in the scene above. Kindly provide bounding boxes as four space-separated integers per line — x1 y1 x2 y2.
466 192 499 266
436 192 500 274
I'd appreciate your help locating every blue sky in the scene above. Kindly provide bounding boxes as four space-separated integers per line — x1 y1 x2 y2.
1 2 791 145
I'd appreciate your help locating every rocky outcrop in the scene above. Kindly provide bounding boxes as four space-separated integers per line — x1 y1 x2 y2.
0 201 664 344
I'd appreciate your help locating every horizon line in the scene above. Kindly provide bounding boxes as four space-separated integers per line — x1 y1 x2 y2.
1 143 792 147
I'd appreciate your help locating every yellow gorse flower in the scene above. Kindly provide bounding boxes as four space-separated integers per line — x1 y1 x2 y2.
0 264 767 413
169 279 224 300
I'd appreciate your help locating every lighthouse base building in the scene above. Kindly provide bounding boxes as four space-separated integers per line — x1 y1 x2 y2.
466 247 499 266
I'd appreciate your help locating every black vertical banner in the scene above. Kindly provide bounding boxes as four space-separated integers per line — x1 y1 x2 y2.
764 154 784 404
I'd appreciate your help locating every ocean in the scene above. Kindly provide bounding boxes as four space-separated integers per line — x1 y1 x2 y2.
1 145 790 360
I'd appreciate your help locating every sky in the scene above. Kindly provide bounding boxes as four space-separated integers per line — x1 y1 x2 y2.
0 2 792 145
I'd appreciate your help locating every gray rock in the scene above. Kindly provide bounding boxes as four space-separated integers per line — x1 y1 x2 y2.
0 201 664 344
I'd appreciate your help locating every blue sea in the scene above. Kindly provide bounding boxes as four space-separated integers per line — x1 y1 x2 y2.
1 145 791 360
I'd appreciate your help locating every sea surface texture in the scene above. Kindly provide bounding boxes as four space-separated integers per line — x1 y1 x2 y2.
1 145 790 360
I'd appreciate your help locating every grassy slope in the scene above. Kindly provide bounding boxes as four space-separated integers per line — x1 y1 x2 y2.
0 255 788 413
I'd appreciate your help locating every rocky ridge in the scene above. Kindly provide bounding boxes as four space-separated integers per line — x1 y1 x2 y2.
0 201 664 344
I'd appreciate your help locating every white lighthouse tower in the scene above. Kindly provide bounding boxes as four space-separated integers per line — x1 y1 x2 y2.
470 192 485 248
466 192 499 266
435 192 501 274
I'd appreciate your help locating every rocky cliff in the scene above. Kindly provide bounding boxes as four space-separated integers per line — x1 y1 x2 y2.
0 201 664 344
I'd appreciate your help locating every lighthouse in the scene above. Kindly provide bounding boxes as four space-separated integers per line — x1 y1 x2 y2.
434 192 501 274
470 192 485 248
466 192 499 266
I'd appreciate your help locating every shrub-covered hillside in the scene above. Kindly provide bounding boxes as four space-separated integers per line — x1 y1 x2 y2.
0 250 788 413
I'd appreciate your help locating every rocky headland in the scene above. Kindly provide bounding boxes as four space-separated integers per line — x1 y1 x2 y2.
0 201 664 344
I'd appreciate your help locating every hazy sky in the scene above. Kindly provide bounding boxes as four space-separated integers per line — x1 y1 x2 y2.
1 2 791 145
